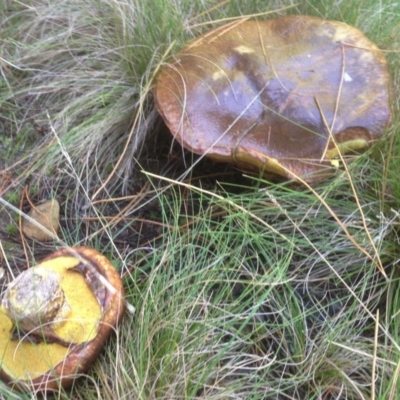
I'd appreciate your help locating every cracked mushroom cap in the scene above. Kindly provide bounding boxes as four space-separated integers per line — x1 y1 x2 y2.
0 247 125 393
154 15 392 182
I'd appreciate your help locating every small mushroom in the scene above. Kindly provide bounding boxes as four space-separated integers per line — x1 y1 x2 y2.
154 15 392 182
0 247 125 393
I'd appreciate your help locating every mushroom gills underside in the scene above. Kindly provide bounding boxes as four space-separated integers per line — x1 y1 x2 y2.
0 256 101 381
214 134 370 180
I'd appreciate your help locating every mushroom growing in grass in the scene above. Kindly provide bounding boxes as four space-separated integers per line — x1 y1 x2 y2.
0 247 125 393
154 15 392 183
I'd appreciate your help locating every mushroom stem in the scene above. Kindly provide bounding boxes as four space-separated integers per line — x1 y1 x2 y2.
1 266 71 339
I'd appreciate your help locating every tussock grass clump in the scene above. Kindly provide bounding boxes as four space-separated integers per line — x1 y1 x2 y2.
1 0 400 399
1 0 192 188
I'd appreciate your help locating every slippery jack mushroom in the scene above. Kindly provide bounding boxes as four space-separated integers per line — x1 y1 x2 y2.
0 247 125 393
154 15 392 183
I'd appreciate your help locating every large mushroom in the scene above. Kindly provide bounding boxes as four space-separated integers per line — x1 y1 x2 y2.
0 247 125 393
154 15 392 182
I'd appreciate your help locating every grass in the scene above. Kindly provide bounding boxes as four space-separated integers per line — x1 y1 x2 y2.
1 0 400 399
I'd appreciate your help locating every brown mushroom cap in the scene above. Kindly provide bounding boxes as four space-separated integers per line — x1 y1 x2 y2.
0 247 125 393
154 15 392 182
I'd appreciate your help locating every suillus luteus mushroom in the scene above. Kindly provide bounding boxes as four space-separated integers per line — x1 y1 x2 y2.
0 247 125 393
154 15 392 182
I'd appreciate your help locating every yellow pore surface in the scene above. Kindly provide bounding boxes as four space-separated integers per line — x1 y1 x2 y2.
0 256 102 381
326 139 369 160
